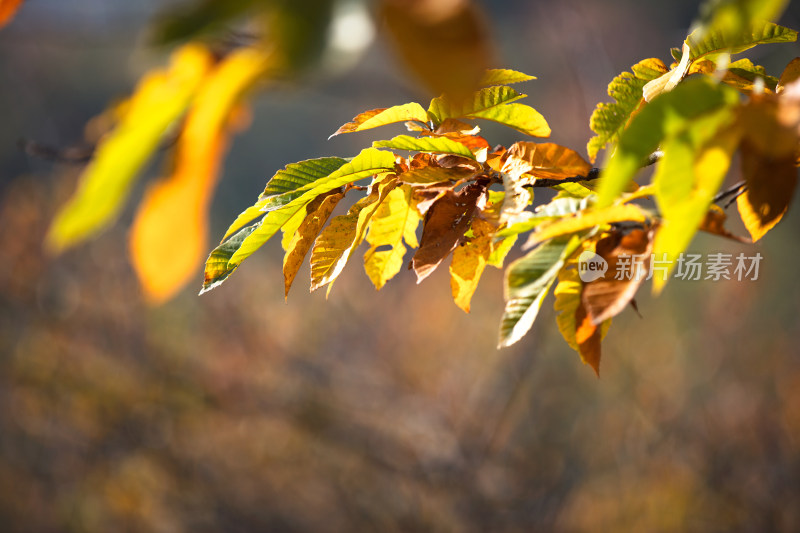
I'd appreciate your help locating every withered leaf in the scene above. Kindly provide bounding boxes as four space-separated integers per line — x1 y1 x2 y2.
283 190 344 298
503 142 592 182
412 180 487 282
582 228 653 325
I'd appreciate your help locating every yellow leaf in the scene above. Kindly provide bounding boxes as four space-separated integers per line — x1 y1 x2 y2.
129 46 271 304
330 103 429 137
0 0 23 28
309 177 398 293
449 218 494 312
283 191 344 298
47 44 213 253
554 246 610 376
363 185 421 290
524 204 648 249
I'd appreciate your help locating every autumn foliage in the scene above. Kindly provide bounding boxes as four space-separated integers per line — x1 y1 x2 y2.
15 0 800 374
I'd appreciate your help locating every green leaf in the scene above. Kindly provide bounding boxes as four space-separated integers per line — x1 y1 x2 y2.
373 134 476 159
202 148 396 292
469 103 551 138
152 0 257 45
693 0 790 49
427 86 525 124
494 197 590 239
498 236 580 348
597 77 740 208
479 68 536 86
686 21 797 61
330 103 429 137
651 108 741 293
524 204 648 249
587 58 669 162
200 224 257 294
259 157 348 211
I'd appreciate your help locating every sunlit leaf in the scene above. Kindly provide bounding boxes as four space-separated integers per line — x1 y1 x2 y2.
642 43 692 102
652 109 741 293
283 191 344 298
587 58 669 162
778 57 800 92
428 85 525 124
129 45 270 304
582 228 653 324
201 148 396 292
363 185 421 290
685 21 796 62
503 142 592 181
469 103 551 138
380 0 492 97
700 204 750 242
413 181 487 283
309 177 398 292
0 0 24 27
330 103 429 137
479 68 536 86
524 204 648 249
597 77 740 208
200 225 257 293
259 157 349 212
47 45 213 252
554 247 611 375
692 0 790 53
450 218 495 312
497 236 579 348
494 197 590 239
373 134 476 159
689 58 780 94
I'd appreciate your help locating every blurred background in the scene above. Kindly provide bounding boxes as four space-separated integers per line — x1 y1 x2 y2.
2 0 800 531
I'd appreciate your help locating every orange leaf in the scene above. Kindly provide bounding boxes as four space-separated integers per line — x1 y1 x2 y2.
699 204 750 243
503 142 592 182
574 303 602 376
778 57 800 93
129 47 270 304
0 0 23 28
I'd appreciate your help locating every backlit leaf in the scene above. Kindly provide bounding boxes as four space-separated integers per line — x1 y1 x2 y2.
412 181 487 283
259 157 349 212
479 68 536 87
363 185 421 290
652 109 741 293
330 103 429 137
450 218 495 313
597 77 740 208
554 248 611 375
428 86 525 125
200 225 257 293
582 228 653 325
469 103 551 138
778 57 800 92
47 45 213 252
201 148 396 292
587 58 669 162
373 134 476 159
129 45 270 305
283 191 344 298
503 142 592 181
498 236 580 348
524 204 648 249
310 177 398 292
689 58 780 94
685 21 797 62
700 205 750 242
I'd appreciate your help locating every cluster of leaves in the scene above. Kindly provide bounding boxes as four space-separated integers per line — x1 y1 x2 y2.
7 0 798 374
201 8 800 374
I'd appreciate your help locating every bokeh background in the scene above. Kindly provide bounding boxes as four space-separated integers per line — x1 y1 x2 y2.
2 1 800 531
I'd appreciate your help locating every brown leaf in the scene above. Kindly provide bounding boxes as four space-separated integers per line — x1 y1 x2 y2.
736 85 800 241
503 142 592 182
379 0 493 97
283 191 344 298
778 57 800 93
398 153 480 185
574 303 602 377
699 204 750 243
412 180 487 282
582 228 653 326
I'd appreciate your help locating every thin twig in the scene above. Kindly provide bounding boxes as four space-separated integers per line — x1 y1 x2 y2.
713 180 747 205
